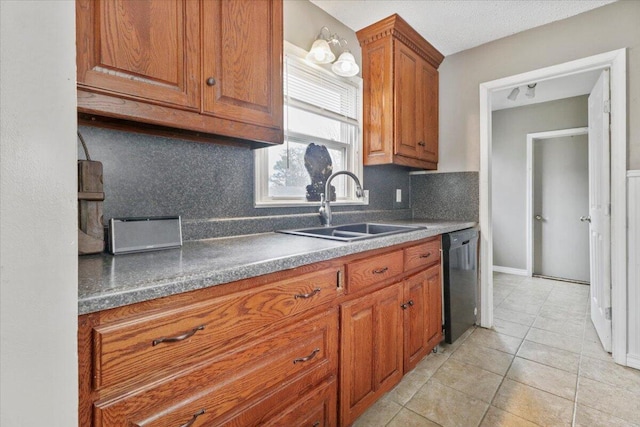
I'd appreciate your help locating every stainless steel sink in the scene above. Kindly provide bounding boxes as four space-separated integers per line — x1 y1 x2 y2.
277 223 426 242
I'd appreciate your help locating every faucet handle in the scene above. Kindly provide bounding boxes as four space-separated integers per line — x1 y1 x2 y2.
320 193 326 203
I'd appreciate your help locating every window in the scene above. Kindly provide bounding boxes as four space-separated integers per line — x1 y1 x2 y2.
255 43 363 206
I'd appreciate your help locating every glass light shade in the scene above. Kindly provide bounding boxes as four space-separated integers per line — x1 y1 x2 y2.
306 39 335 64
507 87 520 101
331 51 359 77
526 84 536 98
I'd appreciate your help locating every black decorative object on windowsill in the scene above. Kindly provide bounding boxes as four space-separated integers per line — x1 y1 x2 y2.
304 143 335 202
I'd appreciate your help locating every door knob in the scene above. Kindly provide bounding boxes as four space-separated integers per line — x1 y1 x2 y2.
580 216 591 223
535 214 543 221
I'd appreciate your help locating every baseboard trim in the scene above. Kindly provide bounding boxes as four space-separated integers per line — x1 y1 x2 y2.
493 266 528 276
626 354 640 370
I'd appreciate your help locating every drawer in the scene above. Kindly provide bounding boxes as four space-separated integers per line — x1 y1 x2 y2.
404 238 441 271
347 250 404 293
93 267 340 391
264 377 337 427
95 308 339 427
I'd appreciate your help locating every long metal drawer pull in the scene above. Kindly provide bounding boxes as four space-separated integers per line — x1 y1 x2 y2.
294 288 321 299
180 409 205 427
372 267 388 274
420 253 432 258
312 422 320 427
152 325 205 347
293 348 320 364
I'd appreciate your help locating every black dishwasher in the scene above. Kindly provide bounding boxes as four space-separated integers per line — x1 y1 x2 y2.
443 228 479 344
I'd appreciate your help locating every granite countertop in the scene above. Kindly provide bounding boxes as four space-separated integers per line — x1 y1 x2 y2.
78 220 476 315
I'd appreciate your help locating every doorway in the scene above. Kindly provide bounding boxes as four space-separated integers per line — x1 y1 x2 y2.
479 49 628 365
526 128 589 283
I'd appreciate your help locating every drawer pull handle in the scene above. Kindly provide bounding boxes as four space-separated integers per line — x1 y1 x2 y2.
293 348 320 364
152 325 205 347
294 288 321 299
312 422 320 427
180 409 205 427
420 253 432 258
372 267 388 275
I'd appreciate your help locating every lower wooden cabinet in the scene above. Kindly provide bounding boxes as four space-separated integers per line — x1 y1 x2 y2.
79 236 444 427
340 284 404 425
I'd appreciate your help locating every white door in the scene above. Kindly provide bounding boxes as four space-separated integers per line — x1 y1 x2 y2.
588 69 612 352
533 135 590 282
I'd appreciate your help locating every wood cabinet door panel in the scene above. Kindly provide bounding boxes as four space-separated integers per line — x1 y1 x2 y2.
202 0 283 129
404 237 441 271
346 250 403 294
394 43 420 159
93 267 339 391
403 272 428 371
263 377 337 427
340 284 403 426
419 62 439 163
76 0 199 109
425 263 443 348
95 309 338 427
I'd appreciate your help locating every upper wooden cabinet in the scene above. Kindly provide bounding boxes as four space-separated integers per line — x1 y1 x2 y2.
76 0 283 146
357 14 443 169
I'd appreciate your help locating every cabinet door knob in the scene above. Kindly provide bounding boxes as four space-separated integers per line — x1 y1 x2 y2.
418 141 426 147
206 77 216 86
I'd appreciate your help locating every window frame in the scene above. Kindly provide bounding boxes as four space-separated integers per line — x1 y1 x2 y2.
254 42 364 208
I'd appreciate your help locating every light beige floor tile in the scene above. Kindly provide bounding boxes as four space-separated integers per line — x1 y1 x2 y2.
438 326 474 356
432 358 503 403
386 408 441 427
387 369 431 406
583 320 600 342
493 307 536 326
450 342 514 376
581 338 613 362
506 357 577 400
516 340 580 374
497 300 542 315
493 379 574 427
574 404 637 427
539 303 587 321
353 394 402 427
545 291 588 307
466 328 522 354
412 352 449 379
577 377 640 425
532 316 585 338
525 327 582 354
493 318 530 339
580 355 640 394
479 406 540 427
504 292 548 305
552 281 590 296
406 379 488 427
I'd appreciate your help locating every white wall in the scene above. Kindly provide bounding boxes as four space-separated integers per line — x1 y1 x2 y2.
627 171 640 369
0 2 78 426
438 0 640 172
492 96 587 270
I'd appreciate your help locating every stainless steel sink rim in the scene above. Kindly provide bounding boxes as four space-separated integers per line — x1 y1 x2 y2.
277 223 426 242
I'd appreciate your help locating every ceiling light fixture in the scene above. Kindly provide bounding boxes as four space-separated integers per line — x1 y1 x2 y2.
306 26 360 77
507 87 520 101
526 83 537 98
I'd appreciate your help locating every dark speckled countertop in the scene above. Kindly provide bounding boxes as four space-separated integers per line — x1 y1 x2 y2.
78 220 476 315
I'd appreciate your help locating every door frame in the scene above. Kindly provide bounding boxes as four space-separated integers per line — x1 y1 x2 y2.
526 127 589 278
479 48 628 365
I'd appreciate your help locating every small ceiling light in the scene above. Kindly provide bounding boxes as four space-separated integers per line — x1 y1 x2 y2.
307 26 359 77
507 87 520 101
526 83 537 98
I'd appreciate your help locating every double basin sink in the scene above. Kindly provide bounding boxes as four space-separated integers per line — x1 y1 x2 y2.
278 222 425 242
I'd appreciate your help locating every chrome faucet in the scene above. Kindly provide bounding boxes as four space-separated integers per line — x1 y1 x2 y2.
319 171 364 227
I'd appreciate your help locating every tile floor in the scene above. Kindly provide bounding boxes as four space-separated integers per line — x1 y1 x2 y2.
352 273 640 427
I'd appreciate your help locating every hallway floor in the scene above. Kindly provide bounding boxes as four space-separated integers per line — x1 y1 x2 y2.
353 273 640 427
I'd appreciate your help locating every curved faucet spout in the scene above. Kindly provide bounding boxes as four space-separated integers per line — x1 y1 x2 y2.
319 171 364 227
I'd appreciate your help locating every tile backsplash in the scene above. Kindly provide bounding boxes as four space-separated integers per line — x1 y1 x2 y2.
78 125 412 239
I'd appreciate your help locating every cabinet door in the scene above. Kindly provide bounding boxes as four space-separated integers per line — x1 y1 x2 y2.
340 284 403 426
425 263 443 349
403 271 429 372
202 0 283 130
418 60 439 163
394 42 421 159
76 0 199 109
